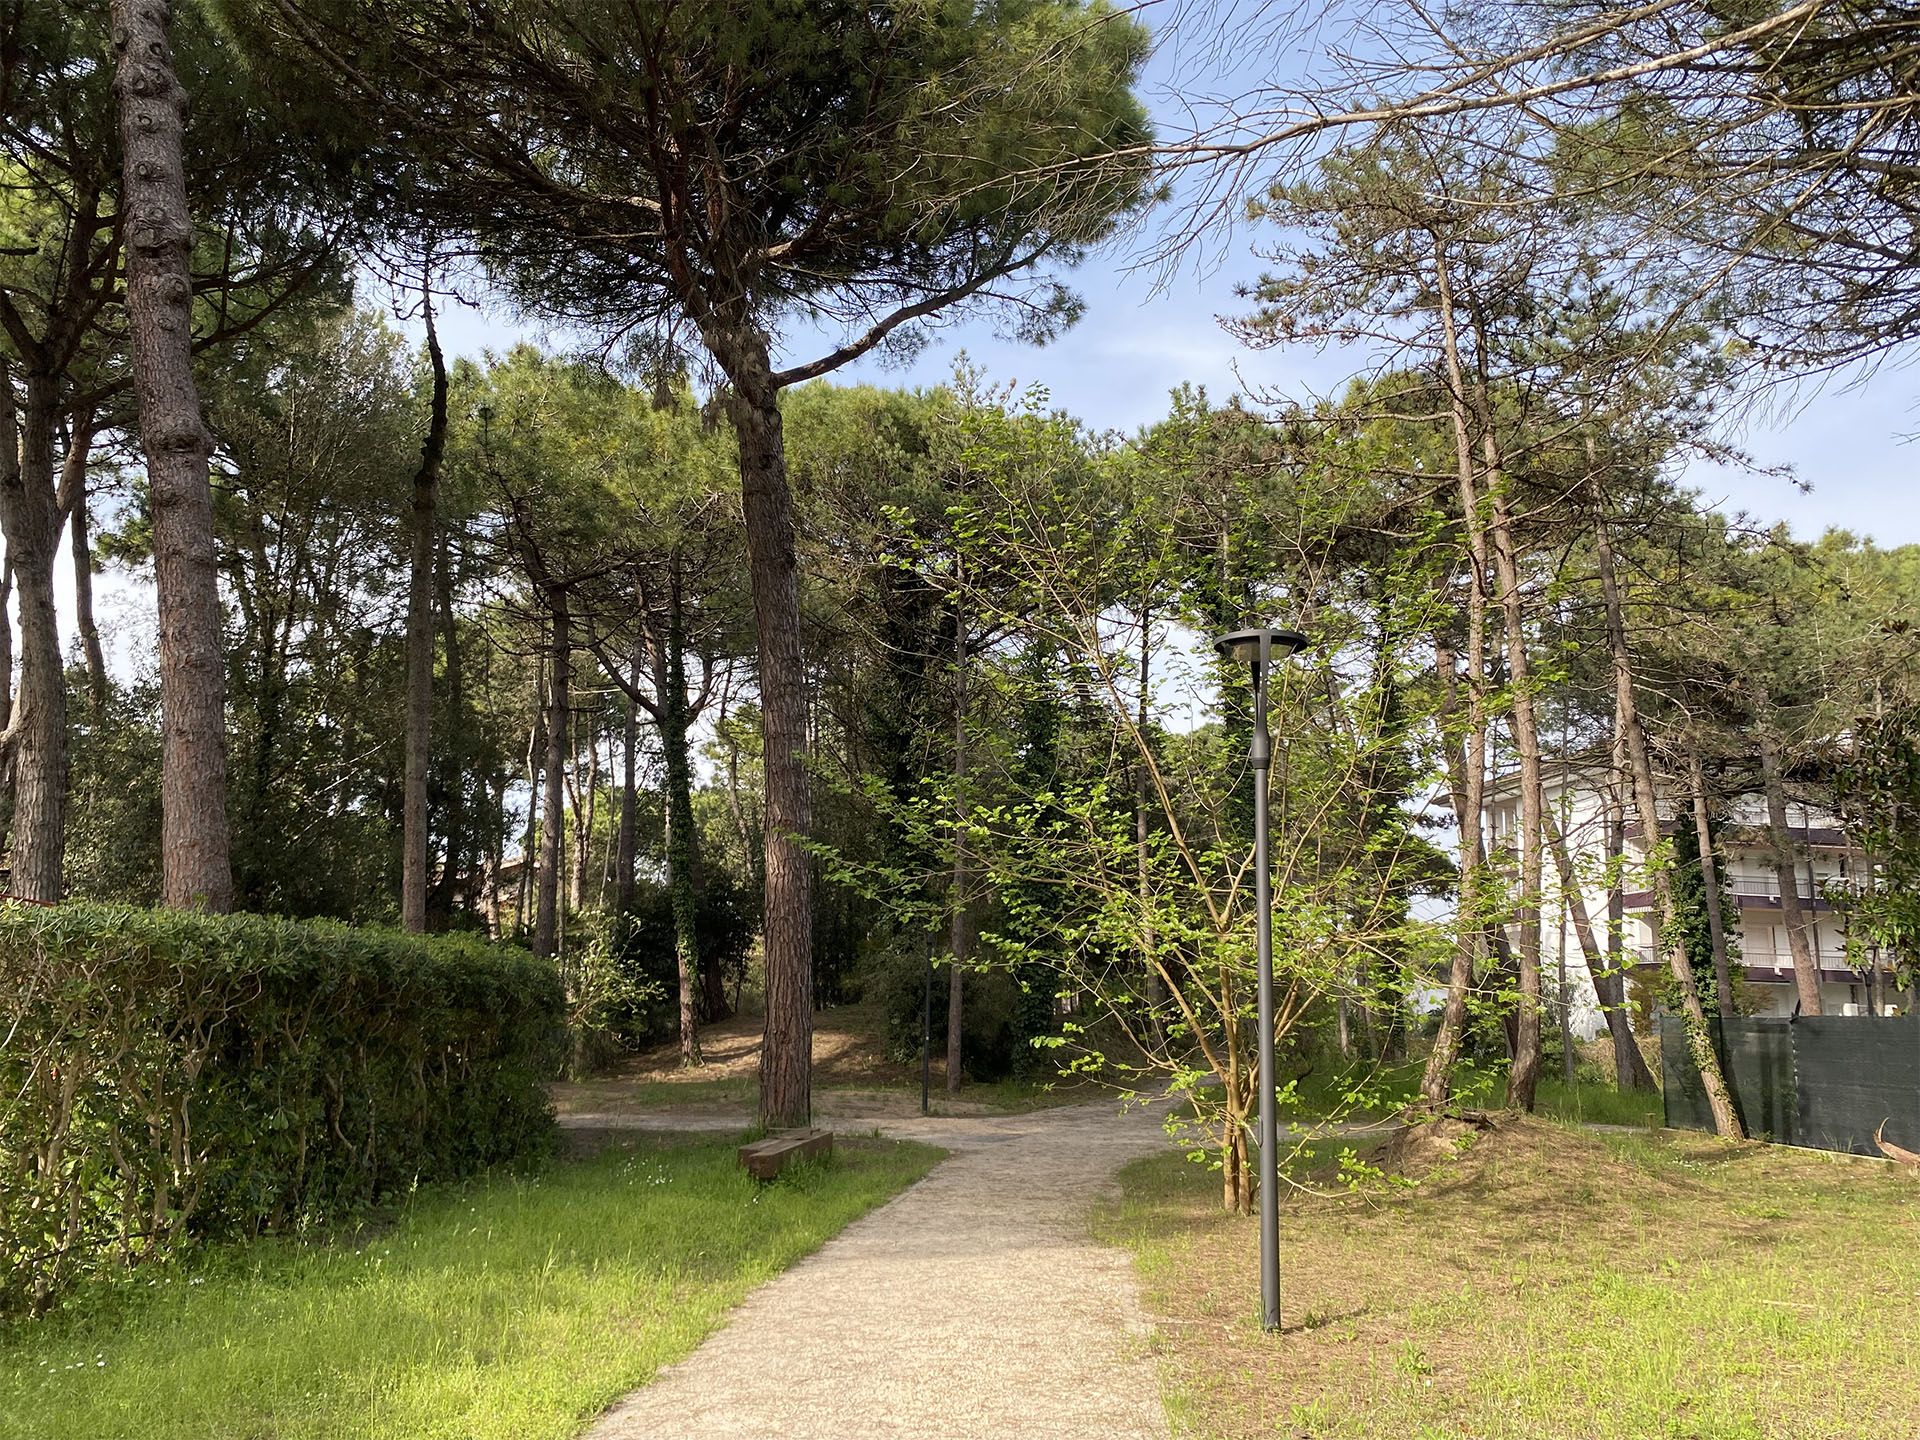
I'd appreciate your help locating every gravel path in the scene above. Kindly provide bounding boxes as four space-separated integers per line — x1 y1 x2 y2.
582 1099 1173 1440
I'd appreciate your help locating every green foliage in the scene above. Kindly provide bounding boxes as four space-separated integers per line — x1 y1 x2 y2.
1666 817 1743 1014
865 942 1057 1083
65 678 164 906
0 904 563 1314
1831 704 1920 989
593 880 759 1049
0 1135 941 1440
812 372 1455 1181
223 0 1154 337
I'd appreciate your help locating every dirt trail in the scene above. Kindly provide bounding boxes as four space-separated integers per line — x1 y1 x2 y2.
582 1099 1172 1440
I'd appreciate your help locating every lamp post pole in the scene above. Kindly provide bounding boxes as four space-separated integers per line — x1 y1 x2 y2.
1250 633 1280 1334
1214 624 1306 1337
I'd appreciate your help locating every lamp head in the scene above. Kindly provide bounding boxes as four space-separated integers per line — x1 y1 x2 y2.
1212 626 1310 669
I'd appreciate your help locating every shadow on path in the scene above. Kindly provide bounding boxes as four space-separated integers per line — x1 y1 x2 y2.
582 1099 1173 1440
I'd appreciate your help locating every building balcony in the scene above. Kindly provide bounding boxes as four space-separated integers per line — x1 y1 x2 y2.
1616 889 1840 915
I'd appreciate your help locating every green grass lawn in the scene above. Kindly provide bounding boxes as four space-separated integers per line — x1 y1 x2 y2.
1099 1116 1920 1438
1 1133 941 1440
1272 1057 1666 1130
1530 1073 1665 1128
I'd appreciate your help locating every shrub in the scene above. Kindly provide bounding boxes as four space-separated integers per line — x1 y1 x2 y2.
867 941 1059 1083
0 903 564 1314
593 879 759 1050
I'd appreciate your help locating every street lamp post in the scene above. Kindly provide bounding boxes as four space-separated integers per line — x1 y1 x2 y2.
1213 624 1309 1335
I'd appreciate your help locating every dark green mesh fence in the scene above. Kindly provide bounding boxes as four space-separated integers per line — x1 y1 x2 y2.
1660 1014 1920 1155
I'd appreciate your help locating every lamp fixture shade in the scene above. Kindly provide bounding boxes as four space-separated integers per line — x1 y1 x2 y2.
1212 626 1310 666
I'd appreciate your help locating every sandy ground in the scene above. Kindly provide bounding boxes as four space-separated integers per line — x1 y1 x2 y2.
552 1004 1027 1121
579 1099 1174 1440
577 1004 915 1087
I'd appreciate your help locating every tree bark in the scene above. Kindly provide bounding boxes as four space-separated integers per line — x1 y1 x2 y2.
1757 720 1821 1014
1543 805 1657 1090
718 328 812 1128
1421 244 1492 1106
1592 500 1741 1137
0 561 13 726
60 411 108 713
401 289 447 932
533 595 569 959
947 580 969 1096
1687 747 1736 1018
113 0 233 912
0 369 67 901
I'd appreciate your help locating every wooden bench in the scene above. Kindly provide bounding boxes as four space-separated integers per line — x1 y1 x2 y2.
738 1128 833 1180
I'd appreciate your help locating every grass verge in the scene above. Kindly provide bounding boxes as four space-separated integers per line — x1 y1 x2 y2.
1272 1059 1665 1130
1 1133 941 1440
1098 1116 1920 1438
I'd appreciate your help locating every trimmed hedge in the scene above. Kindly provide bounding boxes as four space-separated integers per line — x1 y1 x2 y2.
0 904 564 1313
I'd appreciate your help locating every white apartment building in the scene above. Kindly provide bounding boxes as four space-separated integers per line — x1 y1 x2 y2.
1483 765 1891 1038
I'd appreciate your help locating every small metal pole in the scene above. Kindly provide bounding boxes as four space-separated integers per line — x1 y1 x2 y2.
921 932 933 1116
1252 634 1280 1334
1212 624 1306 1338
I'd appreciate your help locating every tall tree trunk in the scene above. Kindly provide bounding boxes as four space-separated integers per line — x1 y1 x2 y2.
0 371 66 902
1543 805 1657 1090
1608 751 1627 1028
1484 444 1544 1111
1593 498 1741 1137
60 411 108 713
112 0 232 911
718 330 812 1128
656 556 704 1067
1687 747 1735 1018
0 558 13 857
947 582 969 1096
1421 245 1491 1105
1757 720 1821 1014
430 523 466 917
401 289 447 932
533 595 569 959
616 633 639 918
0 561 13 725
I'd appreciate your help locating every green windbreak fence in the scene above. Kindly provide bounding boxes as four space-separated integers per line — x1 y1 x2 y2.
1660 1018 1797 1142
1660 1014 1920 1155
